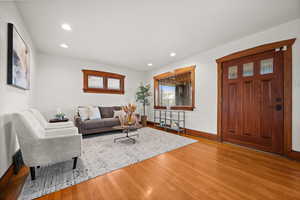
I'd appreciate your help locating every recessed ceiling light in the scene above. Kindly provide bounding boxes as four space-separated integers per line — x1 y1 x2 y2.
147 63 153 66
61 23 72 31
170 52 176 57
60 43 69 48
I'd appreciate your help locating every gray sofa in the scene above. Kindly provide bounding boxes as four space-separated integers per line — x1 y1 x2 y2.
74 106 139 135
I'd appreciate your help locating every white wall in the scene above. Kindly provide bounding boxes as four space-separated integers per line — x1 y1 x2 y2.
145 18 300 151
34 53 145 119
0 2 37 177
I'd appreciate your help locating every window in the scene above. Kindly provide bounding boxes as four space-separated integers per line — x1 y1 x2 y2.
82 70 125 94
228 66 238 79
243 62 254 77
107 78 120 90
159 84 176 107
260 58 273 75
154 65 195 111
88 76 103 88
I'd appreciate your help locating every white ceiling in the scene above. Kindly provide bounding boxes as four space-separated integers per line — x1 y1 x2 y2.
16 0 300 71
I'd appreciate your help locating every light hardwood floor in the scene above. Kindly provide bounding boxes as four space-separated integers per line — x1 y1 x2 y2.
2 130 300 200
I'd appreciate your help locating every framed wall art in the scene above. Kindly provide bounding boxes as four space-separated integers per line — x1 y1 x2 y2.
7 23 30 90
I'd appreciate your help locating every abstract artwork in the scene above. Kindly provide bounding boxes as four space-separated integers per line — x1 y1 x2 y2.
7 23 30 90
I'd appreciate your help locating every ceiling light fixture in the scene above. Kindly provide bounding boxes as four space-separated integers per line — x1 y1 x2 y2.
60 43 69 48
61 23 72 31
147 63 153 66
170 52 176 57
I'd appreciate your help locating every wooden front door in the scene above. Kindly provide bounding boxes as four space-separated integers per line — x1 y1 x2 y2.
222 50 284 153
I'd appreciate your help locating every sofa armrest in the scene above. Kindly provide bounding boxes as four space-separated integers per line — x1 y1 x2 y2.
135 113 140 119
135 113 140 123
74 115 83 133
133 113 141 126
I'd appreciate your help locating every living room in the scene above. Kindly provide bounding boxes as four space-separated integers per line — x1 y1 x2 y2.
1 0 300 199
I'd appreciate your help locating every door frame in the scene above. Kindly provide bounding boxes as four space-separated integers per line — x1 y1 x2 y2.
216 38 298 159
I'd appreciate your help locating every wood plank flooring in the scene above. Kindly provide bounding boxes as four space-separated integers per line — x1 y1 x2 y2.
0 165 28 200
2 129 300 200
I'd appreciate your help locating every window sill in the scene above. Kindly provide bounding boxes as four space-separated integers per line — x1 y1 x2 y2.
83 88 124 94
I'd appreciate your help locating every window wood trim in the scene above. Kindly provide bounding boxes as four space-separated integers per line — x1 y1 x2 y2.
82 69 125 94
153 65 196 111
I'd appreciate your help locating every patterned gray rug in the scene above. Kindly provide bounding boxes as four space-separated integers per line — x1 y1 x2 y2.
19 127 196 200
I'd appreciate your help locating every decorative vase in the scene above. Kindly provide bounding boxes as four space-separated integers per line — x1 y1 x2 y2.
127 114 133 125
122 103 137 126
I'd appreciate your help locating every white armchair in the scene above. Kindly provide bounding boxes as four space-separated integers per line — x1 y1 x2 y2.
12 110 82 180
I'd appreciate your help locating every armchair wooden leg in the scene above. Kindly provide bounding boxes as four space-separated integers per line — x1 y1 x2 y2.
30 167 36 180
73 157 78 169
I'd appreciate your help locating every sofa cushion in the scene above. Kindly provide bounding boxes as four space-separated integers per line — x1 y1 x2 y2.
99 107 115 118
89 106 102 120
82 118 120 130
78 106 90 121
82 119 105 130
113 110 125 118
103 118 121 127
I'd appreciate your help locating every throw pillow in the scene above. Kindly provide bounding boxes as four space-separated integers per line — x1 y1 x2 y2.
99 107 114 118
89 106 102 120
113 110 125 118
78 107 89 121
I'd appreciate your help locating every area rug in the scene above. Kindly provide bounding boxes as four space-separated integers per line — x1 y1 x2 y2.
19 127 197 200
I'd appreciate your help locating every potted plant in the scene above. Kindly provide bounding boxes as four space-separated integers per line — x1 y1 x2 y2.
55 112 65 120
136 83 151 127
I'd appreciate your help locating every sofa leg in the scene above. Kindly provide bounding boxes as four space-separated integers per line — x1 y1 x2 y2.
73 157 78 169
30 167 35 180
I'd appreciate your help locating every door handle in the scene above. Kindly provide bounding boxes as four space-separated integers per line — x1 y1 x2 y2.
275 104 282 111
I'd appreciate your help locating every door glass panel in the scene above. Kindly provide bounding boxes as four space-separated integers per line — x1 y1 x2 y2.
228 66 238 79
260 58 273 75
243 62 254 77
